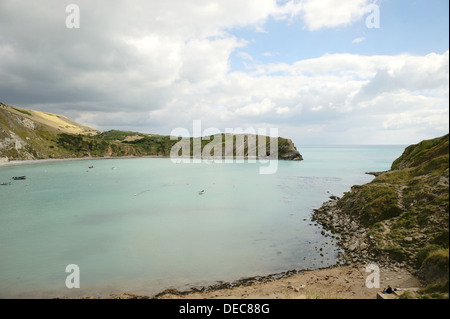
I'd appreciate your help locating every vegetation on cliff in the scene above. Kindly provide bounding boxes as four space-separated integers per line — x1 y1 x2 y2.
1 103 303 161
332 134 449 296
312 134 448 298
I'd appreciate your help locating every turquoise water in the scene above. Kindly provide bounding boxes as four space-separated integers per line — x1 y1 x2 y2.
0 146 405 298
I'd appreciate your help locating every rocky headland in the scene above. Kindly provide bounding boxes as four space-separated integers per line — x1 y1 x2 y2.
312 134 449 295
0 102 303 162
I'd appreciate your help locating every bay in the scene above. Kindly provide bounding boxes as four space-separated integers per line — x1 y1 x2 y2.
0 145 405 298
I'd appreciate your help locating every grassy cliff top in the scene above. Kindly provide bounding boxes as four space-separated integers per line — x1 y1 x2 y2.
392 134 449 171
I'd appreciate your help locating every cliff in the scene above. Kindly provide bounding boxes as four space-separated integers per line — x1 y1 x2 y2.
0 103 303 162
312 134 449 291
0 103 98 160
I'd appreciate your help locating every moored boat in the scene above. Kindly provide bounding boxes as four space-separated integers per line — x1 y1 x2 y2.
12 176 26 180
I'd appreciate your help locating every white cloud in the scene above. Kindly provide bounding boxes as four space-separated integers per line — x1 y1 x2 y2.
353 51 450 103
262 52 280 57
0 0 448 145
383 109 449 131
153 50 449 144
236 51 254 61
352 37 366 44
312 106 324 112
299 0 373 30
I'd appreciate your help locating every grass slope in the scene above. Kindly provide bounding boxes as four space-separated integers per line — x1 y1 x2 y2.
337 134 449 293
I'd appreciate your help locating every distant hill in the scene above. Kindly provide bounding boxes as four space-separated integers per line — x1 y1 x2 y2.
0 102 303 162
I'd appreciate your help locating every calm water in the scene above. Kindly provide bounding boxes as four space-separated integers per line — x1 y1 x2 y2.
0 146 405 298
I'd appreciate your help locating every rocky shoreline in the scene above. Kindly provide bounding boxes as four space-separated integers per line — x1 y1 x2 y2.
311 198 411 272
152 269 303 299
120 264 421 300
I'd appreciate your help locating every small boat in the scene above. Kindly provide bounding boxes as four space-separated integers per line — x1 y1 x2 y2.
1 182 12 186
12 176 26 180
88 166 94 169
198 190 205 195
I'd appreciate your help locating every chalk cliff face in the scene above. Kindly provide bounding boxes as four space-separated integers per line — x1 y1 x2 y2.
0 103 303 162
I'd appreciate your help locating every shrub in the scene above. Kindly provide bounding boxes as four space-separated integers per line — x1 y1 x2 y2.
419 280 449 296
433 231 450 248
423 249 449 272
384 246 405 262
417 245 443 268
12 107 32 116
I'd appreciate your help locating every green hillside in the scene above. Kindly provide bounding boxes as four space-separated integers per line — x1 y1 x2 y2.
0 103 303 161
342 135 448 282
313 134 449 297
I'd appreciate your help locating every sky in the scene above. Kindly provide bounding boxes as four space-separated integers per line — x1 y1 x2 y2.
0 0 448 145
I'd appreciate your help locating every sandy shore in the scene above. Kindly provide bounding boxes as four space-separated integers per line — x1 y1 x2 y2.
0 156 294 168
106 263 422 300
0 158 94 167
0 156 169 167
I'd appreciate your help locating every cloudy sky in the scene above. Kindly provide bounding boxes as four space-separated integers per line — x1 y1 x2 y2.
0 0 448 145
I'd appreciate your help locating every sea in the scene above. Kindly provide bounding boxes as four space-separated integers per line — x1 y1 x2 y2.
0 145 405 298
